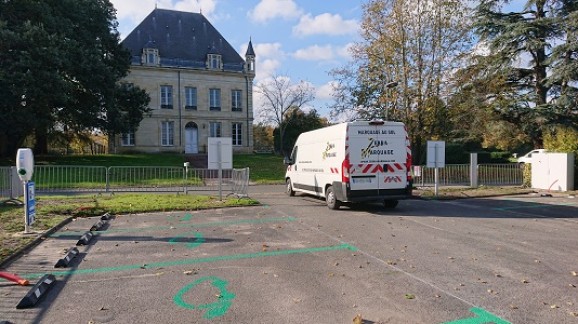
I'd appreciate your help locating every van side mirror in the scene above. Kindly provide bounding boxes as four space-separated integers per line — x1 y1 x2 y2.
283 157 293 165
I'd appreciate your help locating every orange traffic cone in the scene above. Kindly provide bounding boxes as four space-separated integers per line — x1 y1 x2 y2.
0 271 29 286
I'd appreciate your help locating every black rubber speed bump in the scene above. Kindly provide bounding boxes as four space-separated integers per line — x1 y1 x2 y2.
16 274 56 309
90 219 107 231
76 231 94 246
54 247 79 268
1 321 14 324
100 212 112 220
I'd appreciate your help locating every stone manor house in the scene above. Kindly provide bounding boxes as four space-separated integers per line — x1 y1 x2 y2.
114 8 255 154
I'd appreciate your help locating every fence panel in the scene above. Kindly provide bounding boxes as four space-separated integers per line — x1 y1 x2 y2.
0 167 12 201
228 168 250 197
108 166 234 193
414 164 470 186
34 165 108 193
413 164 522 187
478 163 523 186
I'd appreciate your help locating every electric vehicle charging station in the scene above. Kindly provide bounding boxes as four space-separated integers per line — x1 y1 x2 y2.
16 148 36 233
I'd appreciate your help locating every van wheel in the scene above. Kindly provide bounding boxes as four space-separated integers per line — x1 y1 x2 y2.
286 179 295 197
326 186 341 210
383 200 399 209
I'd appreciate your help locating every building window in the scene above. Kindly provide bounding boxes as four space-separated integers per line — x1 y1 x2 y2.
121 131 135 146
232 123 242 146
143 48 159 65
208 54 221 69
161 121 174 146
232 90 242 111
160 85 172 109
209 88 221 111
185 87 197 110
209 122 221 137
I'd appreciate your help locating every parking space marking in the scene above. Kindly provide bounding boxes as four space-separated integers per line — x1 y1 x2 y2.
441 307 511 324
49 216 296 237
168 231 205 249
22 243 357 280
493 202 576 211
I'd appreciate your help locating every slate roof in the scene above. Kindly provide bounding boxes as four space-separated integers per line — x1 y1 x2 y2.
122 9 246 71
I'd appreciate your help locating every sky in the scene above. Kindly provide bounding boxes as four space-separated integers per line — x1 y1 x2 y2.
109 0 364 122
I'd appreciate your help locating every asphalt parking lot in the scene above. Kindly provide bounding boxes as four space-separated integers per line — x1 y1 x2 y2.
1 186 577 323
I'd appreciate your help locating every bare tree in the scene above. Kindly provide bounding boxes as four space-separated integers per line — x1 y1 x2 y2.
256 75 315 155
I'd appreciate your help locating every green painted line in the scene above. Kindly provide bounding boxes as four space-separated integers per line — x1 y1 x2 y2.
49 217 296 237
494 202 575 211
442 307 511 324
21 243 357 280
181 213 193 221
169 231 205 249
174 276 235 319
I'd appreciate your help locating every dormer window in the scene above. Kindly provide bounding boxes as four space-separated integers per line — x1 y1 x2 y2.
143 48 159 65
207 54 222 70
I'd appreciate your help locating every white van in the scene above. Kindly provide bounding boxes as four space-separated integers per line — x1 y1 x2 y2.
284 120 413 209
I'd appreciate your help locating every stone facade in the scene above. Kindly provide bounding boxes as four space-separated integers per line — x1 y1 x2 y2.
113 9 255 154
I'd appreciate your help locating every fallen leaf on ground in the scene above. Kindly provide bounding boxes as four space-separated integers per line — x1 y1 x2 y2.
353 314 363 324
405 294 415 299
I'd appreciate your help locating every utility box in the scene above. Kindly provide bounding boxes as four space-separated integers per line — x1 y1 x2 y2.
531 153 574 191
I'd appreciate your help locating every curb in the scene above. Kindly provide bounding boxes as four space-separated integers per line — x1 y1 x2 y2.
0 216 74 269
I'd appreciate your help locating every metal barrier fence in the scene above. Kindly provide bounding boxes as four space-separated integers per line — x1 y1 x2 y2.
413 164 523 187
0 166 248 198
0 163 521 200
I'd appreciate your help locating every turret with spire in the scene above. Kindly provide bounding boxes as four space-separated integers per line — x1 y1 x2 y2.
245 38 255 77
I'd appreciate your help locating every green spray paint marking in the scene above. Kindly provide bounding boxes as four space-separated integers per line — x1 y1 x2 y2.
169 231 205 249
493 202 575 211
50 217 296 237
174 276 235 319
442 307 511 324
21 243 357 280
181 213 193 221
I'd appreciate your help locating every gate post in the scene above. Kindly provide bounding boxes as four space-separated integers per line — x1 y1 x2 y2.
470 153 478 188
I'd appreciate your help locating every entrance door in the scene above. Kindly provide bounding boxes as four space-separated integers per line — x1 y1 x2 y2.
185 123 198 154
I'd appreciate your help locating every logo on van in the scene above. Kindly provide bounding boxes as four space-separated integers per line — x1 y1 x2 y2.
361 138 390 159
322 142 336 160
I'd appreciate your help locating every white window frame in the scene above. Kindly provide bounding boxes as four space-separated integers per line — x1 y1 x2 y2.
208 54 221 69
232 90 242 111
121 131 135 146
143 48 159 65
232 123 243 146
160 85 173 109
209 88 221 111
185 87 197 110
161 121 174 146
209 122 222 138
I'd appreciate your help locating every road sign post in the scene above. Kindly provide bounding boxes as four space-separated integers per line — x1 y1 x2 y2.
427 141 446 197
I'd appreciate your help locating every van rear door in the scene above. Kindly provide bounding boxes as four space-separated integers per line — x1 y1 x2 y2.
348 122 408 194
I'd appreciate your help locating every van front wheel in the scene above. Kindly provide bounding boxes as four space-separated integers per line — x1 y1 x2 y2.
326 186 341 210
286 179 295 197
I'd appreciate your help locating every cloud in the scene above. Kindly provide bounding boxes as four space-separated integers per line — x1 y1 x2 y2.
336 42 355 58
316 81 337 100
293 45 334 61
293 13 358 37
248 0 303 23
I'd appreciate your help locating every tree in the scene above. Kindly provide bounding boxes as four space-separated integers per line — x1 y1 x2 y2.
0 0 150 157
330 0 473 163
256 75 315 155
273 108 328 153
472 0 578 148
